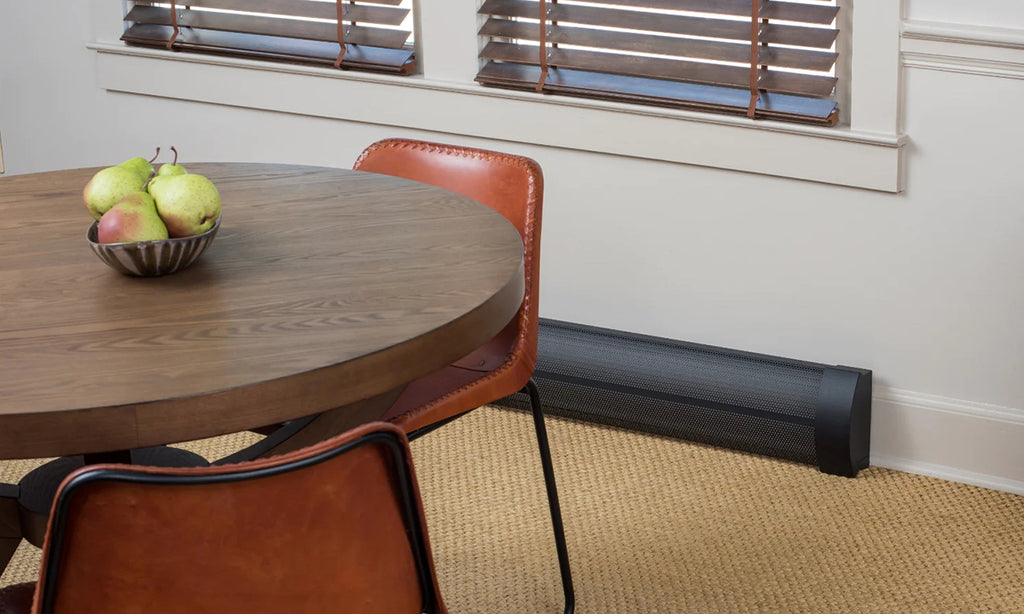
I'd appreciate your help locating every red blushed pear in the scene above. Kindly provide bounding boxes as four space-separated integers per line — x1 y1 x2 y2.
149 174 222 238
97 192 169 244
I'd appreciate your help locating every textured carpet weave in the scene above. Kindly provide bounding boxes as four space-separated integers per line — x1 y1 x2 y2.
2 406 1023 613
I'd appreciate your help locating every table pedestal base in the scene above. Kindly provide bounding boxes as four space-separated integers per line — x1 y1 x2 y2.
17 447 208 548
0 484 20 576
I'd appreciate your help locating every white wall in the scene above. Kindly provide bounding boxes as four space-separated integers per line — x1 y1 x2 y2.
2 2 1023 491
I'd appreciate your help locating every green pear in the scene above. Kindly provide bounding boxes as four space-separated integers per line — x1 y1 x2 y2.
119 157 155 182
156 163 187 177
96 192 169 244
118 147 161 182
156 146 187 177
83 166 147 221
149 174 221 238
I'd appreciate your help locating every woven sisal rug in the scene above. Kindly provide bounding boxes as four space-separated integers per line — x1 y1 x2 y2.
2 407 1022 612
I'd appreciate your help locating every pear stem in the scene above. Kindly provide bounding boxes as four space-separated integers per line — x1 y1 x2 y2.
170 146 178 166
148 147 161 164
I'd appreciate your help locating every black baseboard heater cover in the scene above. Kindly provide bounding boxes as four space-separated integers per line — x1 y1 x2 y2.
496 319 871 477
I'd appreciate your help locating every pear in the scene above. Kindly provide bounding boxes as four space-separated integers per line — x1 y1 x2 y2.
119 157 155 182
118 147 161 182
83 166 147 221
149 173 221 238
156 146 187 177
97 192 169 244
156 163 187 177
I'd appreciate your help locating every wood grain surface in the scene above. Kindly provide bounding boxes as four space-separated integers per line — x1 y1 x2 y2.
0 163 524 459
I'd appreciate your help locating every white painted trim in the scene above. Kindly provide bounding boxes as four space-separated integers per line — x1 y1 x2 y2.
871 454 1024 496
90 43 901 147
875 387 1024 424
89 44 890 145
89 42 905 192
902 20 1024 79
903 20 1024 49
850 0 902 136
870 387 1024 494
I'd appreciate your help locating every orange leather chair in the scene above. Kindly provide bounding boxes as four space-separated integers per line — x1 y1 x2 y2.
0 422 445 614
354 139 574 614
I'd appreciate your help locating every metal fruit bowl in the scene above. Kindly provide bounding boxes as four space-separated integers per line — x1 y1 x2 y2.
86 217 221 277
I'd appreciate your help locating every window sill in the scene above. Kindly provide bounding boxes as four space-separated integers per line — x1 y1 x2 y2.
90 42 905 192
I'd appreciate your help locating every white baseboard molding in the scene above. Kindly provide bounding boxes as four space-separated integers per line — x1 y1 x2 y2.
870 454 1024 497
870 387 1024 495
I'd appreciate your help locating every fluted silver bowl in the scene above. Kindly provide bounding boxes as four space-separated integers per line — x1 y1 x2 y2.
87 217 221 277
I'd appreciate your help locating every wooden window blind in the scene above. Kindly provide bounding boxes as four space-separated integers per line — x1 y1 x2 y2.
476 0 840 126
121 0 415 75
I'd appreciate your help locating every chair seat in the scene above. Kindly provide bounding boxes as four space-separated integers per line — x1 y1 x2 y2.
0 582 35 614
450 320 518 373
383 322 529 432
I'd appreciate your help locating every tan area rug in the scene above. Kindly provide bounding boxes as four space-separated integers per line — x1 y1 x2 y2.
3 407 1023 612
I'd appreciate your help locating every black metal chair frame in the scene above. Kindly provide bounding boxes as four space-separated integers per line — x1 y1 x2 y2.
408 379 575 614
38 428 441 614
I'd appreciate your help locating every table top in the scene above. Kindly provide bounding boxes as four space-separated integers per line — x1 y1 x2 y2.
0 163 525 459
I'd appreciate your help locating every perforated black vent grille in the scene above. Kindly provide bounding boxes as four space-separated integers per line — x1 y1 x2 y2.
497 320 828 465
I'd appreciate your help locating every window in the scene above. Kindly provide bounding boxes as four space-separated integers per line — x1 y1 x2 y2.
475 0 840 126
93 0 900 190
120 0 415 75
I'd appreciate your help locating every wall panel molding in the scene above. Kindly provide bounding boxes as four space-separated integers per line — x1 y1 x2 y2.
902 20 1024 79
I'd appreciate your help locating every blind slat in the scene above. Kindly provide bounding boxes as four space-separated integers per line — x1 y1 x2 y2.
122 24 415 73
479 18 837 72
478 0 838 49
481 41 837 98
762 1 838 25
558 0 838 26
127 4 409 29
131 0 407 19
125 5 410 48
476 61 839 125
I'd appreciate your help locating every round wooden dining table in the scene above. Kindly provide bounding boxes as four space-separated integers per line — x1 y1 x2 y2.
0 162 525 460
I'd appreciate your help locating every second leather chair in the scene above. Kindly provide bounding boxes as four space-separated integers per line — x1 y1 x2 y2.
0 422 445 614
354 138 574 614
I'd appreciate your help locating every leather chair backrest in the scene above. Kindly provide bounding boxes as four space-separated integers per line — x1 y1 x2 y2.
33 423 444 614
354 139 544 374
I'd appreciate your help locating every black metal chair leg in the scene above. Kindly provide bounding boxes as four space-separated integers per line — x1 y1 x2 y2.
525 378 576 614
